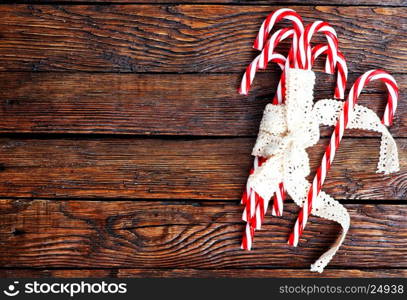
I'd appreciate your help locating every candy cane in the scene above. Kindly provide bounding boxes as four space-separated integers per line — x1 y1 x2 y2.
242 156 268 222
312 44 348 99
276 45 347 224
239 48 289 250
239 27 295 97
271 44 347 224
241 46 344 234
239 51 287 229
241 156 268 250
239 53 286 95
262 21 341 105
263 29 296 105
289 70 399 246
242 28 298 222
241 42 342 244
299 21 338 73
271 182 285 216
258 28 295 105
253 9 304 67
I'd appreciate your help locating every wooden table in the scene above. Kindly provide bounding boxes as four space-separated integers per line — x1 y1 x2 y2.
0 1 406 278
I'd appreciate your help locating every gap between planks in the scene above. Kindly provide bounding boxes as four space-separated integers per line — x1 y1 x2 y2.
0 5 405 73
1 268 407 278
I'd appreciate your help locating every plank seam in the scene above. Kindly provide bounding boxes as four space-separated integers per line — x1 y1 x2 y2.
1 266 407 271
0 3 405 8
0 198 404 204
0 133 403 139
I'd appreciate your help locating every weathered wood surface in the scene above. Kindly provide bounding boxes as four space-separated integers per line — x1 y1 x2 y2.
0 72 405 136
0 6 405 73
0 137 404 200
20 1 407 5
2 268 407 278
0 200 406 268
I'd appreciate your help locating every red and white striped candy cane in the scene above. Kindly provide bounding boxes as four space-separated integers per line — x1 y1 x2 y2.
258 28 295 70
241 156 268 250
253 8 304 67
239 50 288 249
254 19 340 98
312 44 348 99
289 70 399 246
240 36 295 246
239 52 286 95
271 182 285 216
240 28 294 103
271 44 346 223
241 45 343 247
261 28 295 105
242 156 268 222
242 159 284 237
278 45 347 223
240 27 295 96
298 21 338 74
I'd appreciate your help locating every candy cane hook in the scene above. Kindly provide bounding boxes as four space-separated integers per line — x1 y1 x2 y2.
258 28 296 70
299 21 339 73
254 8 304 50
257 28 296 104
312 44 348 99
241 41 344 248
240 30 298 240
254 9 304 67
239 52 286 95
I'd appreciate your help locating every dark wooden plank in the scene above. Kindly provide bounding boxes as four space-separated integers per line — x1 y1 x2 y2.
0 5 405 73
0 200 406 268
118 268 407 278
1 72 405 137
0 137 404 200
0 269 113 278
1 268 407 278
13 1 407 6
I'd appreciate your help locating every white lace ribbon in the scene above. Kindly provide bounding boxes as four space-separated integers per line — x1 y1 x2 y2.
314 99 399 174
248 69 318 203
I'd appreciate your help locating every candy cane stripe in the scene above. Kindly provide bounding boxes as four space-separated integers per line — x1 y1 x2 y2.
239 53 286 95
311 44 347 99
300 21 338 71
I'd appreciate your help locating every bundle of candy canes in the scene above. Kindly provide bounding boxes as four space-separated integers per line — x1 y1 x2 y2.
239 8 399 273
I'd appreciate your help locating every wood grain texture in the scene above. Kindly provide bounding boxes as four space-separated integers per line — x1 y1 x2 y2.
0 199 406 268
0 5 405 73
0 137 404 200
118 268 407 278
0 72 405 136
2 268 407 278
